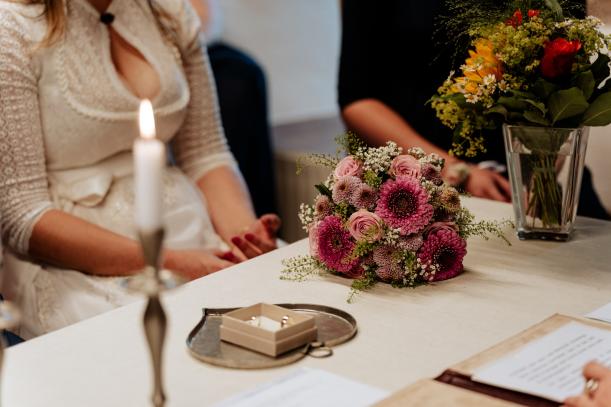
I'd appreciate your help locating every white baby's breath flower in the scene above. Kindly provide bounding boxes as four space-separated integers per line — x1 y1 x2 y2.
298 203 316 231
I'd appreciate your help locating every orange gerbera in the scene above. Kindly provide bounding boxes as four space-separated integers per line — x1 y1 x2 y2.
453 39 503 95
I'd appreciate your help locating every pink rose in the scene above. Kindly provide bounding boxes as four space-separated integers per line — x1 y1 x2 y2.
390 155 421 179
424 221 459 237
334 156 363 179
347 209 384 243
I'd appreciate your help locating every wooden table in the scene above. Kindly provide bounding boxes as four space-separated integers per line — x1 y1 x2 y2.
5 198 611 406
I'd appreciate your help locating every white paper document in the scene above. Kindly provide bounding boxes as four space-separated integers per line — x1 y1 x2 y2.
473 322 611 402
213 368 389 407
586 302 611 324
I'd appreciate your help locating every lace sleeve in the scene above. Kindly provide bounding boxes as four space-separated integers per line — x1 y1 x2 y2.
0 12 53 254
169 0 237 182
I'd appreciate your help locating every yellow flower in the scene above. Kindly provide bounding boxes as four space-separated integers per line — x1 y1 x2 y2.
452 39 503 95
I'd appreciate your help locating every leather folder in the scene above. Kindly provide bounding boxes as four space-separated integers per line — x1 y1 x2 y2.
375 314 611 406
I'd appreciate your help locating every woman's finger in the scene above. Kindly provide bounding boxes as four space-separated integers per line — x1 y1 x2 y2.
485 183 507 202
214 250 241 264
260 214 281 237
562 395 595 407
244 232 275 253
231 236 261 259
492 172 512 201
584 361 610 380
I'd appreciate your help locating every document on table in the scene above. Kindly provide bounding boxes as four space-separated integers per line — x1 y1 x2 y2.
586 302 611 324
213 368 390 407
473 322 611 402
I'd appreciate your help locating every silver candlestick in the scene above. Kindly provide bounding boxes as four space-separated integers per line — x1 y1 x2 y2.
137 228 167 407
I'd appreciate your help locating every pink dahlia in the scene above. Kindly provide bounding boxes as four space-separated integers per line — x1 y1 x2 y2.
316 216 358 273
421 163 443 186
314 195 332 218
376 265 404 283
417 229 467 282
350 183 378 210
397 234 424 251
332 176 361 203
372 244 400 267
375 178 434 235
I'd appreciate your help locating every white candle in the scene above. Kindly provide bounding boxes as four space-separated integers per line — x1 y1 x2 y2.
134 100 165 231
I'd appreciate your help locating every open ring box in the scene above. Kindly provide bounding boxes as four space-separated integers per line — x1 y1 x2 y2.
220 303 318 357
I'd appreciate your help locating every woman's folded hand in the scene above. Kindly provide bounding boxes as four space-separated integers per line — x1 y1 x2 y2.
163 249 238 280
230 214 281 261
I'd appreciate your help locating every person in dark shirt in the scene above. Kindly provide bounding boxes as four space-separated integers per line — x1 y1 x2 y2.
338 0 609 219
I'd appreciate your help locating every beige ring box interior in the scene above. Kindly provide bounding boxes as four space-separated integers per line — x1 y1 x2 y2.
220 303 318 357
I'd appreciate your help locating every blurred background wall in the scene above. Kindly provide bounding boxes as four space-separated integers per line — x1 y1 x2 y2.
217 1 610 240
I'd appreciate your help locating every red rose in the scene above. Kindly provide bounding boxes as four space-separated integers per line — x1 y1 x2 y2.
505 10 523 27
540 38 582 80
528 9 540 18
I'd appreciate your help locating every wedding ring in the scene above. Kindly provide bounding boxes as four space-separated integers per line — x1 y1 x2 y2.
585 378 599 397
249 316 260 327
280 315 291 328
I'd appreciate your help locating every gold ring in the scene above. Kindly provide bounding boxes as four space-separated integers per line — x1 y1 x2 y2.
585 378 599 397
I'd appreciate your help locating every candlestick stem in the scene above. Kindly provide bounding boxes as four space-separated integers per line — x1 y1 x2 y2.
138 229 167 407
144 294 166 407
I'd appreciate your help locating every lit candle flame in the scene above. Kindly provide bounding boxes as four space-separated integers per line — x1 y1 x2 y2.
139 99 156 140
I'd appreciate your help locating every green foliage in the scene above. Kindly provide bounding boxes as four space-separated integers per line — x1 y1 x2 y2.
575 71 595 100
363 170 383 188
455 208 514 245
336 132 366 156
314 183 332 199
296 154 340 175
333 201 353 220
582 92 611 126
548 87 589 124
348 271 378 303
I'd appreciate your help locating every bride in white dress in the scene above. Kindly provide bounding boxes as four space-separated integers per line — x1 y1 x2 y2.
0 0 279 339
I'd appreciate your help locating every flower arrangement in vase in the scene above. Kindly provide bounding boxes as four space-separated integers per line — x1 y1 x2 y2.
282 134 510 301
431 0 611 240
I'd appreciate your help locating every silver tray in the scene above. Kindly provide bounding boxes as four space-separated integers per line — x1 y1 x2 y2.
186 304 357 369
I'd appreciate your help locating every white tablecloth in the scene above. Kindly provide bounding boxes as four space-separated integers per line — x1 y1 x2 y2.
5 198 611 406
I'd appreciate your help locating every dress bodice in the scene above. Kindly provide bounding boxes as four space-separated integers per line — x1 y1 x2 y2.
0 0 235 253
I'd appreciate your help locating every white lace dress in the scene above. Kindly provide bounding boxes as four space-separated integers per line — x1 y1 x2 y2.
0 0 235 338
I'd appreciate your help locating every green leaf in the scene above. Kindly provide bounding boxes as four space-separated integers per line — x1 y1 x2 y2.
524 99 547 115
510 90 537 100
590 53 610 85
548 87 589 125
574 71 596 100
484 105 508 119
544 0 563 20
508 112 525 123
533 78 558 101
524 110 551 126
582 92 611 126
314 183 332 198
498 96 529 111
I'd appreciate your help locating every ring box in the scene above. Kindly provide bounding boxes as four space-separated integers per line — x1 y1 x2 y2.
220 303 318 357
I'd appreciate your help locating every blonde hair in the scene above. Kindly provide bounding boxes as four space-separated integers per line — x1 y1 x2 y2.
23 0 178 49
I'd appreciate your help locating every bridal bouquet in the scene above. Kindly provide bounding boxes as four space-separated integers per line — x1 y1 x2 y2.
431 0 611 157
282 134 509 300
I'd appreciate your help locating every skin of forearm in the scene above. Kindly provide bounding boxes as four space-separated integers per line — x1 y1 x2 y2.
29 209 145 276
196 165 256 243
341 98 460 165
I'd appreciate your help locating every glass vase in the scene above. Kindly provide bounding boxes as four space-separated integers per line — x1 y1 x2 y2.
503 124 589 241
